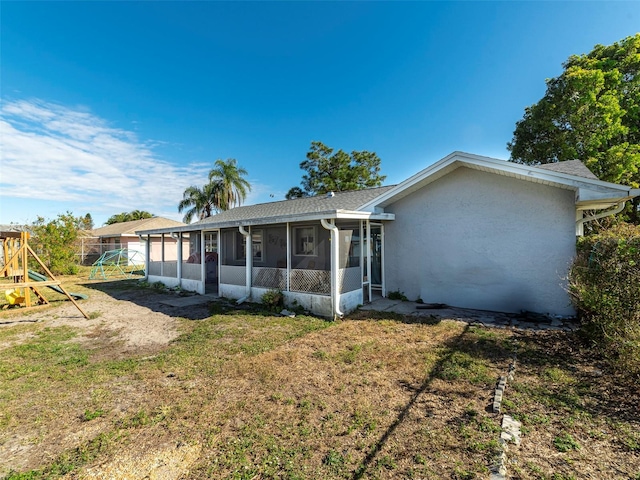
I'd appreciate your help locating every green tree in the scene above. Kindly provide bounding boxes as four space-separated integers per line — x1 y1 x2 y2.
31 212 81 275
105 210 154 225
285 187 309 200
208 158 251 210
287 141 386 198
508 34 640 222
178 182 224 223
79 213 94 230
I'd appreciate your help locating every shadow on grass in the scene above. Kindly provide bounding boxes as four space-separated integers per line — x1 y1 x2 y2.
79 279 216 321
79 278 328 323
349 312 639 476
352 323 472 479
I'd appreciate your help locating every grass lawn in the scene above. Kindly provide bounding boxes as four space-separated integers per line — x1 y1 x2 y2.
0 276 638 479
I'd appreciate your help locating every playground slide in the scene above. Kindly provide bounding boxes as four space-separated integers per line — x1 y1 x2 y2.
27 270 88 300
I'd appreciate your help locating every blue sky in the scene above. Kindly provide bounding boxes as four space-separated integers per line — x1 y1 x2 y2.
1 1 638 227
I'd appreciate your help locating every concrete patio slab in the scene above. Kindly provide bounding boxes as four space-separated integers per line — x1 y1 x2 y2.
159 294 219 308
360 297 578 331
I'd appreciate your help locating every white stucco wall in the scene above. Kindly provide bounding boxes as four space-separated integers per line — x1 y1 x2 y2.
383 167 577 316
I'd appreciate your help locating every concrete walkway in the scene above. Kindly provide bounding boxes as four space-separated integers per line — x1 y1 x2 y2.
159 293 219 308
359 297 578 331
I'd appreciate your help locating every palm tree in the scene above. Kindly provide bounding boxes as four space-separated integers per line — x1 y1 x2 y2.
178 182 223 223
208 159 251 210
129 210 153 220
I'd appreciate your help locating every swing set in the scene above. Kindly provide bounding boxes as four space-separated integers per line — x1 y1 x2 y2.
1 231 89 319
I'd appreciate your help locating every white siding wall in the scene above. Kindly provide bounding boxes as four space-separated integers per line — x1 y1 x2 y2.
384 167 576 315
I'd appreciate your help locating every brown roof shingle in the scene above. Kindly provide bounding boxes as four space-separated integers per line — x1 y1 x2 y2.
93 217 185 237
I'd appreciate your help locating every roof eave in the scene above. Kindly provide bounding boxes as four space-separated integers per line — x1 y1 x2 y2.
361 151 637 210
136 210 395 235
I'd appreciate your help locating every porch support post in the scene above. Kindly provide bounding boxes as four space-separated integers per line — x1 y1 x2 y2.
176 232 182 286
366 220 372 302
200 230 206 288
161 233 165 276
380 224 386 297
286 222 291 292
239 225 252 300
144 234 150 280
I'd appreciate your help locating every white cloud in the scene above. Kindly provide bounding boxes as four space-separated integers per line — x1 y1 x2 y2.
0 99 209 224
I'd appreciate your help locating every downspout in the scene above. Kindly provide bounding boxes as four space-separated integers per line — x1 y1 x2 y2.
576 201 626 235
320 218 344 319
237 225 251 304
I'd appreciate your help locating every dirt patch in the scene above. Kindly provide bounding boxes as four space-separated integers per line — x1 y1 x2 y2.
67 436 201 480
0 282 212 475
0 285 207 355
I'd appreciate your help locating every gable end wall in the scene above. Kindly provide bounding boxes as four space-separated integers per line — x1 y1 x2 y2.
383 167 576 315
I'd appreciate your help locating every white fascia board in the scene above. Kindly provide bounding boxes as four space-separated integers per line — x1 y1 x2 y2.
577 193 639 210
360 151 636 211
136 210 395 235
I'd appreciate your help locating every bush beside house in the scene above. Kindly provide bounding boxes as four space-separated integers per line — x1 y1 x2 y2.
569 223 640 378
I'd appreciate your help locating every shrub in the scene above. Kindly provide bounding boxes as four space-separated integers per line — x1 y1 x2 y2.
261 289 284 311
387 290 408 301
569 223 640 378
30 212 81 275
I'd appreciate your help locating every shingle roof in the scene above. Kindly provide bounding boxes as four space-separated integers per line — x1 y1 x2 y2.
536 160 598 180
93 217 185 237
189 186 397 227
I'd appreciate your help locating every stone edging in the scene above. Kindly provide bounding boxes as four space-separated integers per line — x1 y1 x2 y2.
490 355 521 479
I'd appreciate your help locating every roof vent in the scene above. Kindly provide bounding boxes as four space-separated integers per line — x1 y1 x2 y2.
327 191 335 198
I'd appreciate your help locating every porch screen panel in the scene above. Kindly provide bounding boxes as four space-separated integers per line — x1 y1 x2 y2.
289 269 330 295
253 267 286 289
220 229 245 266
339 267 361 293
182 263 202 281
263 226 287 268
163 262 177 278
220 265 246 286
148 261 161 276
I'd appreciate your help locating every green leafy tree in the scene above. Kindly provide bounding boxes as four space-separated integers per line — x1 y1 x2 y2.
105 210 154 225
31 212 81 275
286 141 386 198
178 182 224 223
208 158 251 210
508 34 640 222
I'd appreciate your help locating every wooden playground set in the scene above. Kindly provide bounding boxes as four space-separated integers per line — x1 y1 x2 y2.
1 231 89 319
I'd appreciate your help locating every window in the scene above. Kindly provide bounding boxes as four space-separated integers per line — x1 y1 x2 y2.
236 230 264 261
205 232 217 253
295 226 317 256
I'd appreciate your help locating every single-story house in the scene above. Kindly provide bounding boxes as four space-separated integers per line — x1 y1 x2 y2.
89 217 186 264
137 152 639 318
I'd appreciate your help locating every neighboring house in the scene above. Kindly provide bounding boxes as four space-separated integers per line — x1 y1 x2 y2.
137 152 639 318
90 217 186 264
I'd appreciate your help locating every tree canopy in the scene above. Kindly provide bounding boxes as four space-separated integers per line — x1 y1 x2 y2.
178 159 251 223
105 210 154 225
286 141 386 199
178 182 223 224
31 212 82 275
508 34 640 221
208 158 251 210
